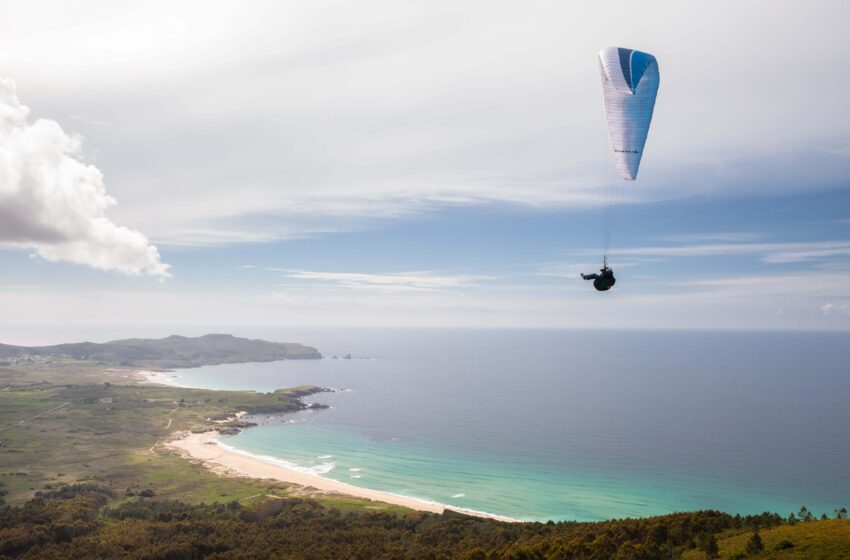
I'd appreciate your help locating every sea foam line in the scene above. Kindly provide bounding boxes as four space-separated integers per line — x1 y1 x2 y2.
217 441 336 476
215 438 522 522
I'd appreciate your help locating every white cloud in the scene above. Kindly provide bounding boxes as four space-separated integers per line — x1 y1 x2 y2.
0 79 168 277
4 269 850 333
4 1 850 244
614 241 850 264
281 269 491 293
676 273 850 297
821 303 850 316
652 232 766 243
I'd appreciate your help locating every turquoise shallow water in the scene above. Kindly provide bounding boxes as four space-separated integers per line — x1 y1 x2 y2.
171 328 850 521
223 419 774 521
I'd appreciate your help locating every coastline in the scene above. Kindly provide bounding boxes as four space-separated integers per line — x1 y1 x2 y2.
165 430 518 522
136 369 182 386
132 364 519 521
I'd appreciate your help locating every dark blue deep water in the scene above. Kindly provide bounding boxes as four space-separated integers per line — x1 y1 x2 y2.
171 329 850 521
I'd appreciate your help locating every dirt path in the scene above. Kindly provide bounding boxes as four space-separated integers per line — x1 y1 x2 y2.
239 493 285 503
11 401 69 426
148 402 179 455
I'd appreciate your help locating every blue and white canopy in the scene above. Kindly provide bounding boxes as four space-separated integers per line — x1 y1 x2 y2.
598 47 660 180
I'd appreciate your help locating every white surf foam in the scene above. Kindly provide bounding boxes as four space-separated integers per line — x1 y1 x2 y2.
215 440 523 522
217 441 336 476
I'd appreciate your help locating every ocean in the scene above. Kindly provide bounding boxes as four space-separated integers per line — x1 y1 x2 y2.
168 328 850 522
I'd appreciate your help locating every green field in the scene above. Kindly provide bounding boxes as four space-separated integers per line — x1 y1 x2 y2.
0 362 402 514
682 519 850 559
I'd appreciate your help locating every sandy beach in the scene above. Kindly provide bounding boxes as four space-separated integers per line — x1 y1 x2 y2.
166 431 516 521
136 370 182 386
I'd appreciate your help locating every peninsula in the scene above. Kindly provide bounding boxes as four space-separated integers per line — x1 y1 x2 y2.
0 333 321 369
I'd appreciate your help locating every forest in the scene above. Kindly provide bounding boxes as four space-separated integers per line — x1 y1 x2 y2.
0 482 821 560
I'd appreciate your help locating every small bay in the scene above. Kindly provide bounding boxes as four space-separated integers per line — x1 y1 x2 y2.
171 328 850 521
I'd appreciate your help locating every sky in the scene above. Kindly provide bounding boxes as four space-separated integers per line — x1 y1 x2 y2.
1 0 849 341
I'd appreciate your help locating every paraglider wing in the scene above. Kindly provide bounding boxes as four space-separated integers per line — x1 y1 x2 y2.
599 47 659 180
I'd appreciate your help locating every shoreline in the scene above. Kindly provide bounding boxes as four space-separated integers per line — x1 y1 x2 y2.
136 369 183 387
131 365 519 521
165 430 518 522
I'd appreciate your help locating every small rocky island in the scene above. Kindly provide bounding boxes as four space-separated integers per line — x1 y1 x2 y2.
0 333 321 369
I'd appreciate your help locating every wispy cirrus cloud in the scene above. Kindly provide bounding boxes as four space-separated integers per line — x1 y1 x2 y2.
279 269 492 293
6 1 850 246
676 273 850 296
651 232 767 244
614 241 850 264
821 303 850 316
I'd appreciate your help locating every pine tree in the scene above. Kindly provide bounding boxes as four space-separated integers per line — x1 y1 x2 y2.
697 532 719 559
745 530 764 555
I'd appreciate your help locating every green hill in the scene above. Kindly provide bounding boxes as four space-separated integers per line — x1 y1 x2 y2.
0 334 321 368
682 519 850 560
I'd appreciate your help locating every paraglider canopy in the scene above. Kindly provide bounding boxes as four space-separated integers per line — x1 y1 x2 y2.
598 47 660 181
585 46 659 292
